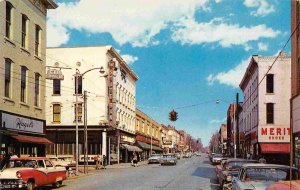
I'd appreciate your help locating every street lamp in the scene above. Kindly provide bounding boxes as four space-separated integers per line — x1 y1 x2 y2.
74 66 106 175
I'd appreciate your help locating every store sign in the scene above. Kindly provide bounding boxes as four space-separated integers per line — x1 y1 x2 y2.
163 140 172 145
46 69 64 80
2 113 44 134
258 126 290 143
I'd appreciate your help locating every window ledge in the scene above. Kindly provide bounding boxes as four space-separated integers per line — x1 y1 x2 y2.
4 37 16 47
20 47 31 56
3 97 15 104
34 55 43 62
266 93 274 95
73 120 83 123
51 122 61 124
19 102 30 108
52 94 61 96
34 106 43 111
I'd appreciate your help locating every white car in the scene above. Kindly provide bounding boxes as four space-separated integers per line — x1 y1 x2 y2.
148 154 161 164
48 155 75 170
232 163 299 190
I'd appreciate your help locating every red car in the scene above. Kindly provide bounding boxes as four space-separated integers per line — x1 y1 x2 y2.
0 157 67 190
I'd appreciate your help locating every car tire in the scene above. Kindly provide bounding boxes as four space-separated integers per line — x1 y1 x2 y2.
53 181 63 188
27 180 34 190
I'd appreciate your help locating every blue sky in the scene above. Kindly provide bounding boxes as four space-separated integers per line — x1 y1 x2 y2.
47 0 290 146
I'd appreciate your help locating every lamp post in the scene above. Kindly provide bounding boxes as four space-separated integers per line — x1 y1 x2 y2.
74 66 106 175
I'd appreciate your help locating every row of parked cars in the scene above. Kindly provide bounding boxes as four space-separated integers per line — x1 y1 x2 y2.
148 152 200 166
209 153 300 190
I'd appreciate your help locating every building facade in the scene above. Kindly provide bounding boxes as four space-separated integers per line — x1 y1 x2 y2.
219 124 227 154
239 53 291 164
291 0 300 169
135 109 162 160
45 46 138 164
0 0 57 157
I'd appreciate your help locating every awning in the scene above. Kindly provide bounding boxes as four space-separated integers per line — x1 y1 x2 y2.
260 143 290 154
152 145 163 152
121 144 142 152
10 134 53 145
135 141 151 150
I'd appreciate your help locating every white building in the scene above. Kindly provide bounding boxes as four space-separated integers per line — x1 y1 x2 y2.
239 52 291 164
0 0 57 157
45 46 138 164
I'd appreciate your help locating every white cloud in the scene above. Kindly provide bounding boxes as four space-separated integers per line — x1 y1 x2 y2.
244 0 275 17
47 20 69 47
258 42 268 51
122 54 138 65
215 0 222 3
206 57 251 88
172 17 280 48
47 0 209 47
209 117 226 124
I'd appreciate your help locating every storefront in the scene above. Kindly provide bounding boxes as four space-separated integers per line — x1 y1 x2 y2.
0 111 51 157
135 134 163 160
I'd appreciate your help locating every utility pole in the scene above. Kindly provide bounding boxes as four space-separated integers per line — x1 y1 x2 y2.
150 127 153 155
83 90 88 174
75 71 79 175
233 103 236 159
236 93 239 158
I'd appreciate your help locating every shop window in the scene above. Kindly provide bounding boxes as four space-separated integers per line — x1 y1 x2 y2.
34 73 40 106
6 2 13 39
266 103 274 124
20 66 27 102
266 74 274 93
53 79 61 95
5 58 12 98
53 104 61 123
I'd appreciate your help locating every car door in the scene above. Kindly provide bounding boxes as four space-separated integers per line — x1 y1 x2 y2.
36 160 48 186
44 159 58 184
232 168 244 190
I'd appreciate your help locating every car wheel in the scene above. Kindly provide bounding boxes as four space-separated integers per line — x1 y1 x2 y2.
27 180 34 190
53 181 62 188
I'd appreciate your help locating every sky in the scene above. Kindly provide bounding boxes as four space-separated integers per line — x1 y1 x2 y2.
46 0 290 146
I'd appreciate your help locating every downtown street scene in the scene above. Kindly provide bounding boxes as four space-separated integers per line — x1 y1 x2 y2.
0 0 299 190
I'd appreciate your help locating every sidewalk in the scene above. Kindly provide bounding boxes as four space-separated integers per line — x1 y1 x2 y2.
106 160 148 169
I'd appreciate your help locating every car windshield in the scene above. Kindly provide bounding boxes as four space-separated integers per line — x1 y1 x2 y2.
244 168 298 182
213 154 223 158
228 161 255 170
8 160 38 168
151 154 160 157
163 155 173 158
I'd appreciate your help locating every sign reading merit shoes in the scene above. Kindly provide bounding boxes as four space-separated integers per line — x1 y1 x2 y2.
258 126 290 143
1 113 44 134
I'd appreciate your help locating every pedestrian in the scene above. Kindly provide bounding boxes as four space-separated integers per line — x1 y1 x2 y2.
102 155 107 169
132 152 137 167
97 155 102 170
246 152 250 160
94 155 98 169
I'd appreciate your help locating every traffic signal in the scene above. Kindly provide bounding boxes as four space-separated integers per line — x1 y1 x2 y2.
169 110 178 121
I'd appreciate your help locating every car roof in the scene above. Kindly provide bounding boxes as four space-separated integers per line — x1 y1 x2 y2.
10 157 48 161
242 163 297 169
226 158 257 162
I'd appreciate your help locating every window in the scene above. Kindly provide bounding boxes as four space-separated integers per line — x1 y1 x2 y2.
21 14 28 48
6 2 13 38
266 103 274 124
53 104 61 123
74 103 82 122
266 74 274 93
20 66 27 102
74 76 82 94
5 58 12 98
34 73 40 106
35 25 41 56
53 79 61 95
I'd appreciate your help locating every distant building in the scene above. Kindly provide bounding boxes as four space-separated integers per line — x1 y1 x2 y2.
219 124 227 154
239 53 291 164
0 0 57 156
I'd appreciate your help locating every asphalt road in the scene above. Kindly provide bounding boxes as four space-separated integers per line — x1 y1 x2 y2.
57 155 220 190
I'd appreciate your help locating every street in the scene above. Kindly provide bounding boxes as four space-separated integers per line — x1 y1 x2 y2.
60 155 220 190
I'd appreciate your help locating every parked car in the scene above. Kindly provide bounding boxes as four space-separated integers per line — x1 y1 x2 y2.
217 159 258 189
266 180 300 190
232 163 299 190
175 153 181 159
160 154 177 166
209 152 215 162
148 154 161 164
0 157 67 190
196 152 201 156
183 152 191 158
211 153 223 165
48 155 75 170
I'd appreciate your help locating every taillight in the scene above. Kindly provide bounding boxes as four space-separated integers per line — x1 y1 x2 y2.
16 171 21 178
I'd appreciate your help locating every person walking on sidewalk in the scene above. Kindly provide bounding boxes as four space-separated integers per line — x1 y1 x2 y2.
132 152 138 167
102 155 107 169
94 155 99 169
